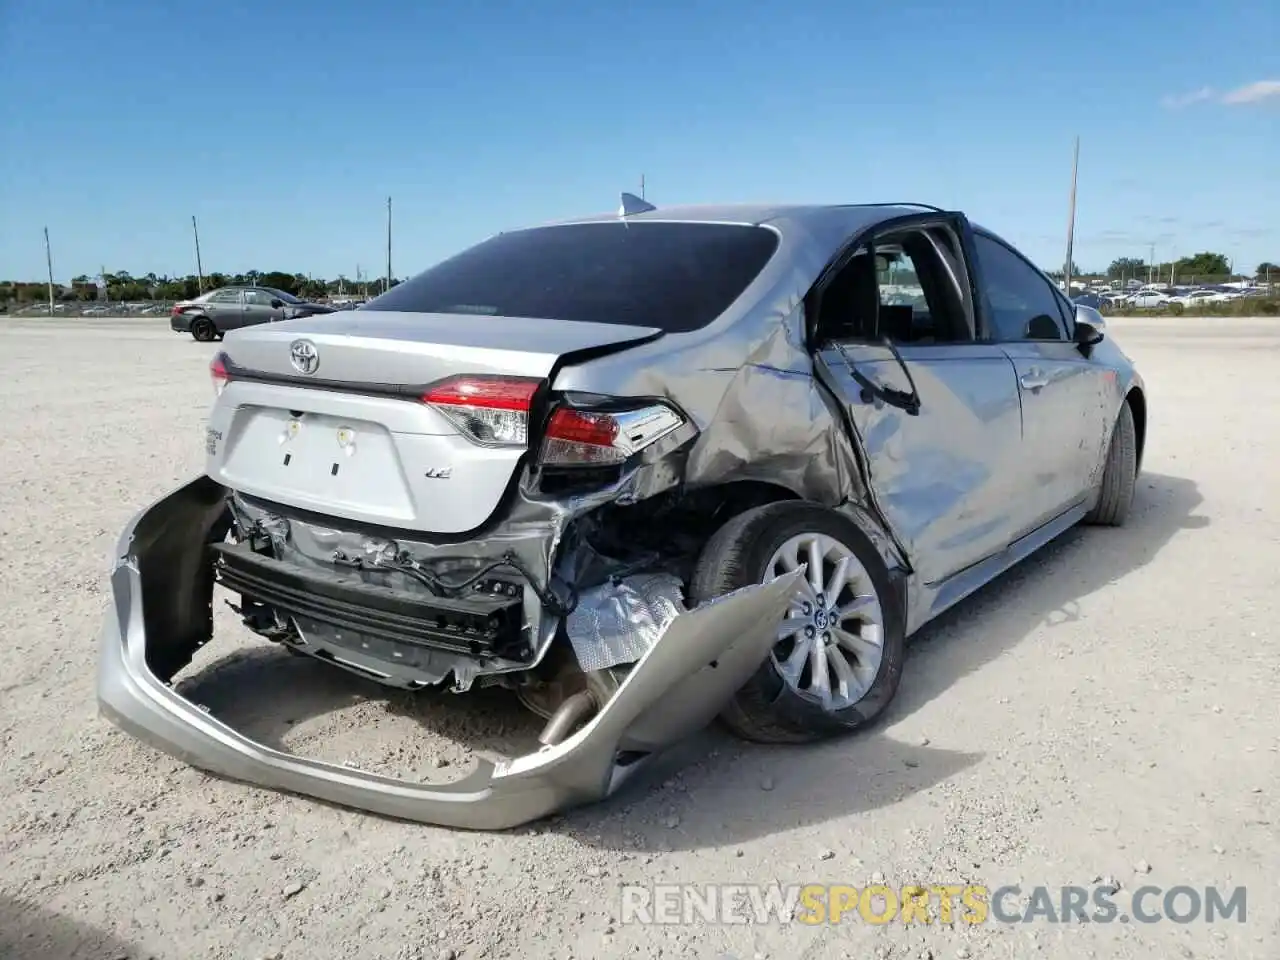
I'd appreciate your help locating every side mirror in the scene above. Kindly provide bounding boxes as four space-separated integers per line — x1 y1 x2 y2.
1074 319 1105 355
270 298 284 309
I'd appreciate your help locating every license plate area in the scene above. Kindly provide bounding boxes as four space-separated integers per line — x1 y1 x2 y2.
221 407 414 518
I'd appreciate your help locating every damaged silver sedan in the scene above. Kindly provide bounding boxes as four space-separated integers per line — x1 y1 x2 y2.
98 197 1147 829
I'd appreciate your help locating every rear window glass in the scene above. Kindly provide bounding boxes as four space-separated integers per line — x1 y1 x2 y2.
361 221 779 332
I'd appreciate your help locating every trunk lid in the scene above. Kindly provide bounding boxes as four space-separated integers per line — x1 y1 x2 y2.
221 310 663 386
207 312 663 534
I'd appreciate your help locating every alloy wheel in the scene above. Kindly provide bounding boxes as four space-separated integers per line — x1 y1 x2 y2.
765 532 885 711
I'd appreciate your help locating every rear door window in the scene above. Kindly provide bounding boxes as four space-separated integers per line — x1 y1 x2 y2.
362 221 780 332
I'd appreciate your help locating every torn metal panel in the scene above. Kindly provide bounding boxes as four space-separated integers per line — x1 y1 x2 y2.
684 303 865 507
565 573 686 672
96 472 806 829
226 411 698 691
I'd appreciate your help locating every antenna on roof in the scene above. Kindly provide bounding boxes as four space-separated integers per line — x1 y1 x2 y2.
619 192 656 217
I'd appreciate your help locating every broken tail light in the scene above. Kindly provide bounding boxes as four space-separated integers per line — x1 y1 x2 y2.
210 352 231 397
541 404 684 467
422 375 541 447
422 375 685 465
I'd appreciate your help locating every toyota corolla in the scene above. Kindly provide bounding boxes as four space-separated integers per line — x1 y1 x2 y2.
98 196 1146 829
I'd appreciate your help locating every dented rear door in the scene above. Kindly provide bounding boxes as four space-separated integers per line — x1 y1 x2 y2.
816 342 1026 586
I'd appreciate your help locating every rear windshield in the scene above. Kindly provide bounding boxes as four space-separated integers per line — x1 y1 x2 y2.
361 221 779 332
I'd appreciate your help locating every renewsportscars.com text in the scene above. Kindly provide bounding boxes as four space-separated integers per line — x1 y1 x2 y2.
620 883 1247 926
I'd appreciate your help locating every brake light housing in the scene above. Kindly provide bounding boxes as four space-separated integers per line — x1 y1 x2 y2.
422 375 541 447
421 374 686 465
210 352 231 396
540 403 685 467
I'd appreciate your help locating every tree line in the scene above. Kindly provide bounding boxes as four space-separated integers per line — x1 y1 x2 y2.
3 251 1277 307
1052 253 1278 284
1 270 400 305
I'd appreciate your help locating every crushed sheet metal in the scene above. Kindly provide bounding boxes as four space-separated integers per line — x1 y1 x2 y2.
96 475 809 828
565 572 687 671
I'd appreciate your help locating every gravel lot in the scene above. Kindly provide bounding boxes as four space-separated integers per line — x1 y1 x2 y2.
2 316 1277 960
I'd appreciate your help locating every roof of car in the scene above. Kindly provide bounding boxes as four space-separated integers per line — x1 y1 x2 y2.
549 201 940 230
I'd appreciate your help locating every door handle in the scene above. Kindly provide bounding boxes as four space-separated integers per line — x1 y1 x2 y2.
1020 370 1049 390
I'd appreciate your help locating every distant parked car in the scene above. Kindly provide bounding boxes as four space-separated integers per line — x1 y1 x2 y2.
1170 289 1239 307
1071 293 1104 309
1126 291 1174 309
170 286 336 342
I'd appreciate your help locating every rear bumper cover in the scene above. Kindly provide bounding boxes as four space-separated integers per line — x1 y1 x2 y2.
97 475 802 830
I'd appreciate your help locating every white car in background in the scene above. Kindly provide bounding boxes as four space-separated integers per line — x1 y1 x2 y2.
1126 291 1175 309
1171 289 1240 307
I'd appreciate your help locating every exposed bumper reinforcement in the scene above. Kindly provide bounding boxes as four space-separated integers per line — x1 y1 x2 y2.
96 475 803 830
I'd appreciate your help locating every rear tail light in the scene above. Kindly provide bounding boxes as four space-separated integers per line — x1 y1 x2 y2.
541 404 684 467
421 374 686 464
210 353 230 396
171 305 184 318
422 375 541 447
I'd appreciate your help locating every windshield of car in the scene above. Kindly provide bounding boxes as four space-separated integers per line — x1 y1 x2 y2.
264 288 303 304
360 221 780 332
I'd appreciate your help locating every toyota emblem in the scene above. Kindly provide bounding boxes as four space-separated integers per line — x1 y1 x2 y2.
289 339 319 375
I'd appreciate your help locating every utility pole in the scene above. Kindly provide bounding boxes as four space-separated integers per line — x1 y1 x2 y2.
386 196 393 293
1148 243 1155 284
1063 136 1079 294
101 264 108 303
192 215 205 293
43 227 55 316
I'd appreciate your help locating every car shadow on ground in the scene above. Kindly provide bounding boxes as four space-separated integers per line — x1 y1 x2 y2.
0 895 138 960
176 640 542 760
175 472 1202 845
888 470 1206 719
563 470 1206 848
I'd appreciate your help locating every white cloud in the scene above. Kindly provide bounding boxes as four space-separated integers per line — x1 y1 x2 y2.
1221 80 1280 104
1161 87 1215 109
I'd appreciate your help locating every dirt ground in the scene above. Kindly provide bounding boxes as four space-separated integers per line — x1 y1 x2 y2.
1 315 1276 960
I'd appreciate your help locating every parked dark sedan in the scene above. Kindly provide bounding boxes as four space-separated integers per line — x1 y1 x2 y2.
170 286 336 341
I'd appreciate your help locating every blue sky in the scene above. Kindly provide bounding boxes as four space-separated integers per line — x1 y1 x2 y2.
2 0 1277 282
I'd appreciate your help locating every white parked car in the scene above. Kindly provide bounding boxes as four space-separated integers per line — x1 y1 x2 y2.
1126 292 1174 308
1171 289 1239 307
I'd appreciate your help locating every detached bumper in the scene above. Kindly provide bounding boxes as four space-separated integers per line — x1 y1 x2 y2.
97 475 802 830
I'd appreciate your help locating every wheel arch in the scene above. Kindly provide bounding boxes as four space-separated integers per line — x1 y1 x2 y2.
1125 386 1147 472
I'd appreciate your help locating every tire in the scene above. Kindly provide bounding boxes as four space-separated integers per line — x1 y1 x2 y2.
1084 401 1137 526
689 501 905 744
191 316 216 342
